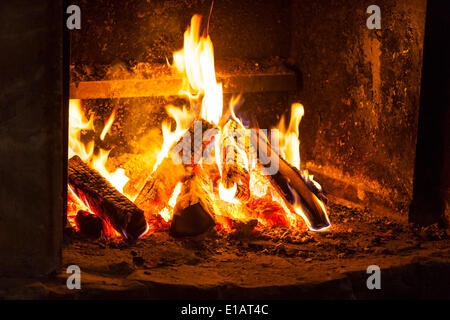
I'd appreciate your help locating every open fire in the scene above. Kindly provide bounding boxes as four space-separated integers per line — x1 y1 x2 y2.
67 14 331 240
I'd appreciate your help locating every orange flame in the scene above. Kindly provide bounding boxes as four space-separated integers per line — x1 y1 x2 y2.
173 14 223 125
168 182 183 208
92 149 129 194
277 103 304 170
69 99 94 161
68 99 137 237
152 105 193 173
276 103 331 231
68 99 130 196
158 182 183 223
100 108 116 141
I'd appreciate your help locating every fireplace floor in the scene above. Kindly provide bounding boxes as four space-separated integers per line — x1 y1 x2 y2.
1 203 449 299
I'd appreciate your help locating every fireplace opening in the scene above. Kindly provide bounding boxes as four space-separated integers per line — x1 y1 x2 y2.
67 14 331 240
0 0 449 300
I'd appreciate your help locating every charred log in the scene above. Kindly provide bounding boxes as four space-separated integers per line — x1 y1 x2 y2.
170 174 216 237
68 156 147 241
273 157 330 230
134 119 216 212
75 210 103 239
251 131 330 230
134 156 188 214
222 120 251 201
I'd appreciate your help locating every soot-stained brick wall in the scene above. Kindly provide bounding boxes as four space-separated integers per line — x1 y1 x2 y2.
70 0 291 64
289 0 427 215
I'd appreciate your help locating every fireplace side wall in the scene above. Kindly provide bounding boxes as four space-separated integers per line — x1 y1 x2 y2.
289 0 427 216
0 1 64 276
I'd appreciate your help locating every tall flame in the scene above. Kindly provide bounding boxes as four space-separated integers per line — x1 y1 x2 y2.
68 99 130 195
69 99 94 161
100 108 116 141
92 149 129 194
173 15 223 125
276 103 330 231
68 99 137 237
153 15 224 175
152 105 193 173
277 103 304 170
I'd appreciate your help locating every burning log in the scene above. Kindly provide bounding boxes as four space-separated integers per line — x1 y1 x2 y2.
223 163 250 201
273 157 330 230
134 156 188 214
170 174 216 237
134 119 216 213
186 118 217 164
252 131 330 230
222 120 251 201
68 156 147 240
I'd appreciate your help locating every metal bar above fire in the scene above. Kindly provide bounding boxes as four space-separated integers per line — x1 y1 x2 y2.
70 72 296 99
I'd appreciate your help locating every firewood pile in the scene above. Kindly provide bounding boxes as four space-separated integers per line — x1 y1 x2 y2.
67 117 330 241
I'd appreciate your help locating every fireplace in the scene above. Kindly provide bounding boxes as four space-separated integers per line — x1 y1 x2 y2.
0 0 449 301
